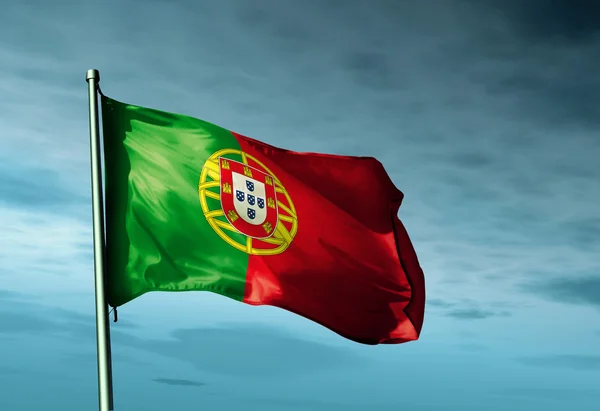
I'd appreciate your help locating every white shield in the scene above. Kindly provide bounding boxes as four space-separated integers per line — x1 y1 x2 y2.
232 172 267 225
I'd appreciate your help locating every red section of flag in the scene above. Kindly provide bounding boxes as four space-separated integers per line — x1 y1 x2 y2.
233 132 426 345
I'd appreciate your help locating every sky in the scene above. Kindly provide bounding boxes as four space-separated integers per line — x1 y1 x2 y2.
1 0 599 410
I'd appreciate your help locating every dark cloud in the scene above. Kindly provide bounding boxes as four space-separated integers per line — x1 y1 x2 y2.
426 298 455 308
522 71 600 129
0 367 18 376
552 163 599 180
439 175 504 205
446 0 600 130
457 343 487 352
445 308 511 320
0 161 85 211
420 151 497 173
427 298 514 320
0 294 361 377
0 0 598 399
0 311 59 334
153 378 205 387
342 50 399 91
0 294 134 345
121 324 365 377
482 0 600 44
0 290 29 301
517 355 600 371
470 61 600 130
522 276 600 309
234 1 317 54
560 218 600 250
449 152 495 169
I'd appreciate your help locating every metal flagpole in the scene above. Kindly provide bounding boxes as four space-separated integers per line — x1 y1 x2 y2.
86 69 114 411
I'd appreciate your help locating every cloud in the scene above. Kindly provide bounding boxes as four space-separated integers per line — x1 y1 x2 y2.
243 397 414 411
445 308 510 320
0 160 86 212
153 378 205 387
447 152 495 170
517 355 600 371
0 367 18 376
427 298 513 320
426 298 455 308
493 387 600 401
0 2 598 410
0 290 29 301
342 50 400 91
0 290 131 342
0 294 99 342
457 343 487 352
120 324 366 377
233 0 319 55
0 206 92 294
0 292 361 377
559 218 600 250
0 5 598 403
521 276 600 309
460 0 600 129
0 311 59 334
477 0 600 44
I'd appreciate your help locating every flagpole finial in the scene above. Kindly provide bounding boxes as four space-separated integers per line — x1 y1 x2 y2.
86 69 100 82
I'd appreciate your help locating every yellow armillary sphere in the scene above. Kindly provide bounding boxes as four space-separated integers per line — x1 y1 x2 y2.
198 148 298 255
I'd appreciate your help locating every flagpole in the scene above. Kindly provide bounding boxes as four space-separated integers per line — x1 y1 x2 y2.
86 68 114 411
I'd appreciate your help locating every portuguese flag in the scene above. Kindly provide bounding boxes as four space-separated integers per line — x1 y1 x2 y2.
101 94 425 344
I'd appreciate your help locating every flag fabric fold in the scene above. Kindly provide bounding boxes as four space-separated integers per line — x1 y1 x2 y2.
101 95 425 344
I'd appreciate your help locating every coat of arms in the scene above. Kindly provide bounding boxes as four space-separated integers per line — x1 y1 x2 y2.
198 148 298 256
219 158 278 239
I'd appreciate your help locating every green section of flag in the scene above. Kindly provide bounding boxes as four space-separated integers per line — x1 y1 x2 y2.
101 96 249 307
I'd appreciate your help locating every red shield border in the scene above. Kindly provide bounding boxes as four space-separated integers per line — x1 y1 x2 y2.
219 157 279 239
